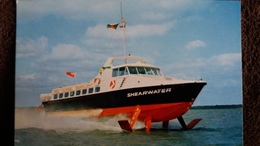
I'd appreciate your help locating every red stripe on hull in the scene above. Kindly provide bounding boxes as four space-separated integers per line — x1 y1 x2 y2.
99 102 193 122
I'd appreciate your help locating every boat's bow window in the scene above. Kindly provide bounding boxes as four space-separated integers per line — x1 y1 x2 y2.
137 67 146 74
112 67 129 77
119 67 128 76
151 68 162 76
145 68 153 75
156 68 163 76
128 66 162 76
128 67 138 74
112 68 118 77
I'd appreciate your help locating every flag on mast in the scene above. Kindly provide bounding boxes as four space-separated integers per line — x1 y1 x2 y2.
119 18 126 28
107 23 119 29
66 72 76 78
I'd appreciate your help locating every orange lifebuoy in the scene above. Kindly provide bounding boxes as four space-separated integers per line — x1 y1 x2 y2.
94 78 101 85
110 80 116 89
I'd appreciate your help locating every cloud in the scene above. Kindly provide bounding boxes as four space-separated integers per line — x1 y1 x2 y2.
209 53 241 67
164 52 241 79
185 40 206 50
36 42 113 77
127 21 175 38
16 36 48 58
162 52 241 106
39 44 85 61
18 74 36 80
85 21 175 38
83 21 175 50
17 0 123 22
17 0 210 23
16 74 38 88
83 24 121 48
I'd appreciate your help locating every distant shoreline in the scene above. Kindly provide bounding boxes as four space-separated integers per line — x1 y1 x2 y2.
191 104 242 109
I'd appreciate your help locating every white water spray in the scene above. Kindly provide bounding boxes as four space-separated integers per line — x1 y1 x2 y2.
15 107 144 133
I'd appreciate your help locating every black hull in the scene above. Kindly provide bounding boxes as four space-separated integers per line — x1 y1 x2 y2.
42 82 206 112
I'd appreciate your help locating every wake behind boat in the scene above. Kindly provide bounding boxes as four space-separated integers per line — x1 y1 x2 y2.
39 55 206 132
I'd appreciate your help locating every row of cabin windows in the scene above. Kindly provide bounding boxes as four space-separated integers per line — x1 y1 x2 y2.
112 66 162 77
53 86 100 99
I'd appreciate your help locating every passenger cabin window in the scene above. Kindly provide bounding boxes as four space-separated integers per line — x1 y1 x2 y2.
95 86 100 92
53 94 58 99
59 93 63 99
70 91 75 97
76 90 81 96
89 88 93 94
82 89 87 94
64 92 69 97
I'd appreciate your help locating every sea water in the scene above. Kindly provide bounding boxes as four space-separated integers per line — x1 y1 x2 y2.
15 107 242 146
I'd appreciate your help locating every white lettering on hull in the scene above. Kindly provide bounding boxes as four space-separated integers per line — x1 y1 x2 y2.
127 88 172 97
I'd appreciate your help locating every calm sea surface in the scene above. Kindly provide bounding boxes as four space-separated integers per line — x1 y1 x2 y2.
15 107 242 146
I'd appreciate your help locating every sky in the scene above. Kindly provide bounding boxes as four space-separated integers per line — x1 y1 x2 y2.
16 0 241 107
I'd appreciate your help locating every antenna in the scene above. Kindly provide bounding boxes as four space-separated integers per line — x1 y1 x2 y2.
120 2 123 19
120 2 127 58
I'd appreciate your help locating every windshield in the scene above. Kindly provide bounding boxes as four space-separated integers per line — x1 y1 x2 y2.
113 66 162 77
112 67 129 77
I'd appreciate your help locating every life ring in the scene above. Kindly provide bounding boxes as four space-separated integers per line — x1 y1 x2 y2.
94 78 101 85
110 80 116 89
